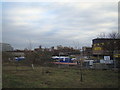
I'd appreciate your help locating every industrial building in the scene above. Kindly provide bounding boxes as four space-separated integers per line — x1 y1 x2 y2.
0 43 13 51
82 46 92 59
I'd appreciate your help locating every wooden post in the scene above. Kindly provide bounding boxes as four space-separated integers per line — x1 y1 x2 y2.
31 64 34 70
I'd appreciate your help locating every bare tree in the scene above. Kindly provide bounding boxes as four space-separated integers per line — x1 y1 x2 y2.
97 32 120 68
108 32 120 69
72 41 84 82
97 32 106 38
108 32 120 39
25 40 36 70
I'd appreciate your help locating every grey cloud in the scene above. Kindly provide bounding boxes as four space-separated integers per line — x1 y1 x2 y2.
2 2 118 49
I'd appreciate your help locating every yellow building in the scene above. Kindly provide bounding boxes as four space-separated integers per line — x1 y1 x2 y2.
92 38 120 59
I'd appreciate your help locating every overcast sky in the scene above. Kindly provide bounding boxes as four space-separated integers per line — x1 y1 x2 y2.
2 2 118 49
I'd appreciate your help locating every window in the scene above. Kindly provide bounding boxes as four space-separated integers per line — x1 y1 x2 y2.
93 47 102 51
